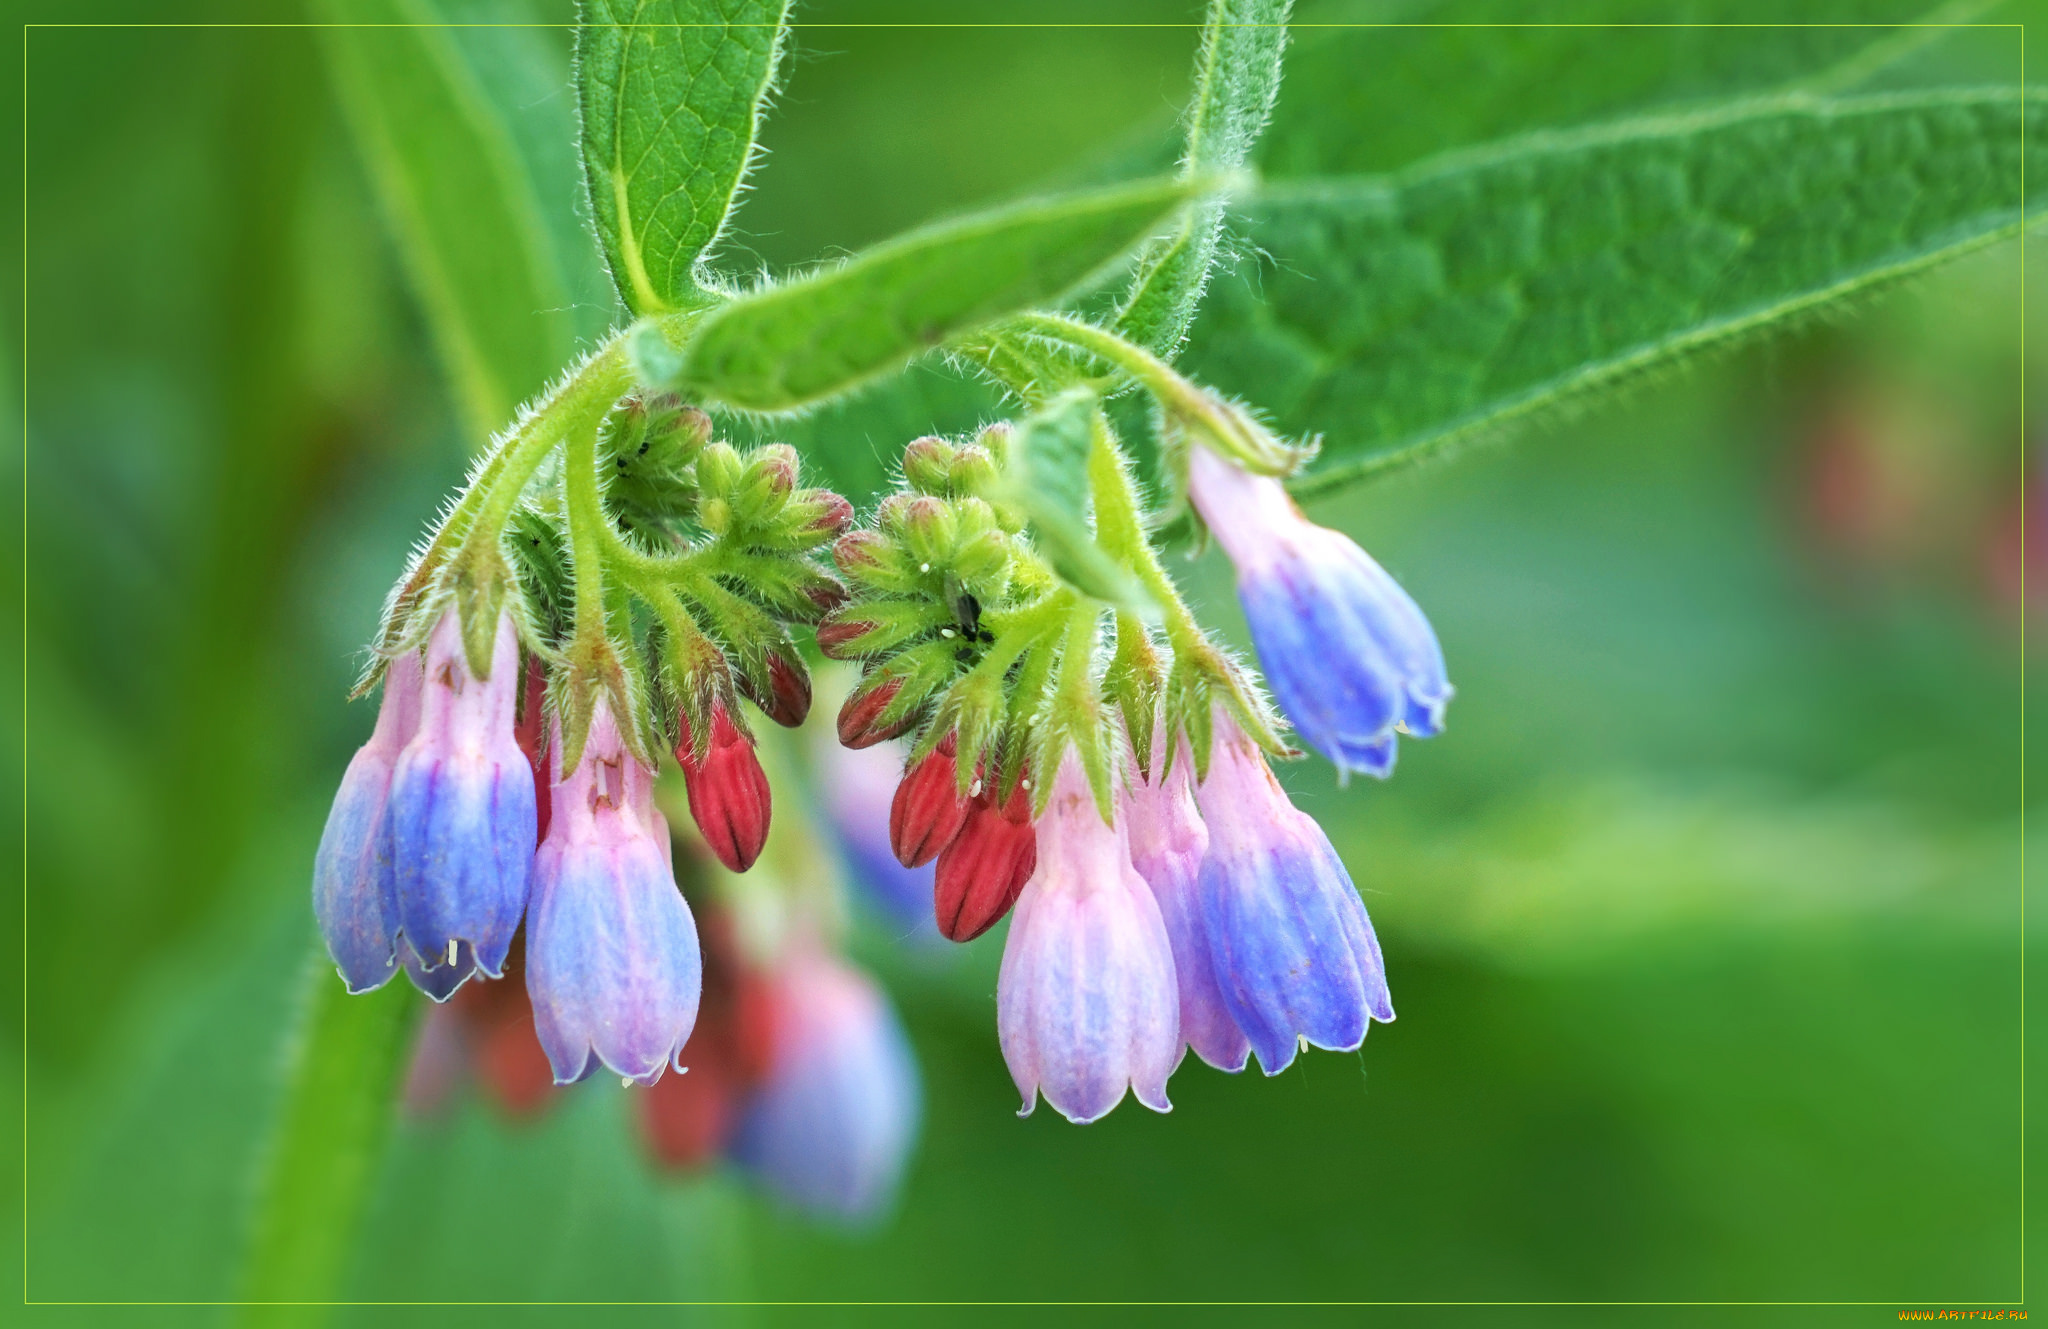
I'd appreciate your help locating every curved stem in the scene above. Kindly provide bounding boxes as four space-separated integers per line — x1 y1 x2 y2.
1084 405 1203 649
1013 311 1300 476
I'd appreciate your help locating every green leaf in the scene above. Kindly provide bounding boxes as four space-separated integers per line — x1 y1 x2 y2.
1181 88 2041 494
999 390 1152 612
318 0 579 440
1116 0 1291 359
670 175 1215 412
576 0 791 316
237 959 419 1320
1266 0 1996 179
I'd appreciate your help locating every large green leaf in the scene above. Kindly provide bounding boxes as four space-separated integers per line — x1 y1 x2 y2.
319 0 578 440
1116 0 1291 359
577 0 791 315
1267 0 1995 179
1181 88 2041 493
670 175 1214 412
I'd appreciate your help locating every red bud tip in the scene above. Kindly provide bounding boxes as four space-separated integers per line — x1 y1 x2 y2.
933 783 1038 942
676 705 773 872
816 614 877 660
806 491 854 536
837 676 911 749
748 653 812 728
889 734 972 867
804 575 851 617
833 528 886 574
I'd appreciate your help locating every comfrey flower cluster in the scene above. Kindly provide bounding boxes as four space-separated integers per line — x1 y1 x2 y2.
818 314 1451 1122
316 300 1449 1154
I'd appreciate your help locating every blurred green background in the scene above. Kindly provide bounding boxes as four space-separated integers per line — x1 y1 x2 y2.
8 0 2036 1322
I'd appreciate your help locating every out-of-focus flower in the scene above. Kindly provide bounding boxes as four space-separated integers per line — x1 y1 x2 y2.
997 756 1179 1123
1122 738 1249 1074
386 609 538 994
933 777 1036 942
816 734 935 932
640 910 780 1170
729 947 921 1222
1193 712 1394 1075
313 649 424 994
526 699 702 1085
675 701 772 873
1186 445 1450 779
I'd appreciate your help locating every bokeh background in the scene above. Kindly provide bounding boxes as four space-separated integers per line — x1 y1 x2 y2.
8 0 2037 1322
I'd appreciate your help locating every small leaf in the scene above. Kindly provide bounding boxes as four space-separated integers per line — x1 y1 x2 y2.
999 390 1153 613
670 175 1218 412
576 0 791 315
1183 88 2042 493
1117 0 1291 360
318 0 580 439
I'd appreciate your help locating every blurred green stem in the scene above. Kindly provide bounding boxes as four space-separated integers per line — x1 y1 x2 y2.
236 956 420 1326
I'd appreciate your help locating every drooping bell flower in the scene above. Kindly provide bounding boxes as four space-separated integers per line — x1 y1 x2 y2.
1121 740 1250 1074
525 699 702 1085
1186 445 1451 778
386 610 537 992
932 776 1036 942
312 649 425 993
675 702 772 873
729 948 920 1222
815 734 937 933
890 733 973 868
1192 712 1394 1075
997 755 1179 1123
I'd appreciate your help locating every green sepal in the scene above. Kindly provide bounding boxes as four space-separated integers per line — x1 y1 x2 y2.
508 506 573 649
1103 611 1165 781
1031 605 1115 822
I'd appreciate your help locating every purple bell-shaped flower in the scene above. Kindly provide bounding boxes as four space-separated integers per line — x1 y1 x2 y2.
1187 445 1451 778
1193 712 1394 1074
1122 737 1250 1074
997 754 1180 1123
386 609 537 994
525 698 702 1085
312 649 425 993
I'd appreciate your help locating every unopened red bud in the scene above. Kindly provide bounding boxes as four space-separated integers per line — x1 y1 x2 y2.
805 490 854 536
817 613 877 660
833 528 886 575
889 735 972 868
749 444 798 497
837 676 912 749
874 492 915 533
804 575 850 617
933 781 1037 941
676 705 773 872
741 652 812 728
